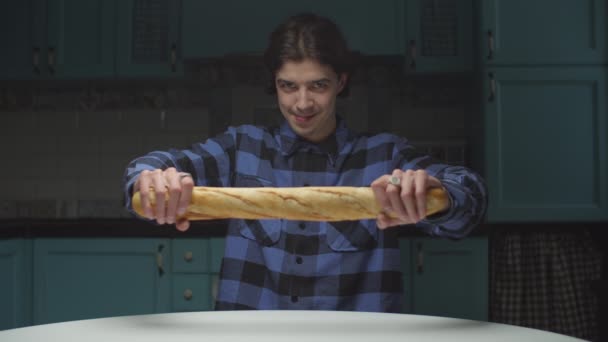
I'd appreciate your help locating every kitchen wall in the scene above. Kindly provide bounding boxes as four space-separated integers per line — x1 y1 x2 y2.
0 59 474 219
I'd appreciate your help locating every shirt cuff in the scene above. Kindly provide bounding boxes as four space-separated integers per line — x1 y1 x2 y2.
421 179 458 225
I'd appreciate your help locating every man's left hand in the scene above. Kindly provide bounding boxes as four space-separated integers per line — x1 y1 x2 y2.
370 169 444 229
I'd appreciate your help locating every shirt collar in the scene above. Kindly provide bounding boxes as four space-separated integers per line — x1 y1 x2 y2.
278 115 352 156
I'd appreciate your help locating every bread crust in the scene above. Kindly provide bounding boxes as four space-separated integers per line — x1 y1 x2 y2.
132 186 449 221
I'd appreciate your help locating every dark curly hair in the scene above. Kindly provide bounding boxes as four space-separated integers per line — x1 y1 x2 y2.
263 13 358 97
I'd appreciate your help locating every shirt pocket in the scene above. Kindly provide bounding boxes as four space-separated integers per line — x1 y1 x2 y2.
324 219 379 252
232 172 281 246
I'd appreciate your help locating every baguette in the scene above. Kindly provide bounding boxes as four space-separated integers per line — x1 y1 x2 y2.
132 186 449 222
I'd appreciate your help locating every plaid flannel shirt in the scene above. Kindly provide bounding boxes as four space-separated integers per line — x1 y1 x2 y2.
124 117 487 312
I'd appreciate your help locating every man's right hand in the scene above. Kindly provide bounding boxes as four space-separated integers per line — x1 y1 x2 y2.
133 167 194 231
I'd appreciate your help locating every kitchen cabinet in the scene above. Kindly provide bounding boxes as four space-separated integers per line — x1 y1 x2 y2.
0 0 182 80
481 0 606 65
115 0 182 77
481 67 607 222
45 0 116 78
475 1 608 222
400 237 488 321
171 237 224 312
182 0 405 58
33 238 171 325
0 239 32 330
0 0 41 79
405 0 474 73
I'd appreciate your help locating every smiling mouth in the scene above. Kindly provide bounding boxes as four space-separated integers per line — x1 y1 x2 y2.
293 114 315 124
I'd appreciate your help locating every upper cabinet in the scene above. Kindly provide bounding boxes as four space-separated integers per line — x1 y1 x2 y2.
182 0 406 58
46 0 116 78
0 0 41 79
482 67 608 222
405 0 474 73
482 0 607 65
116 0 182 77
0 0 182 80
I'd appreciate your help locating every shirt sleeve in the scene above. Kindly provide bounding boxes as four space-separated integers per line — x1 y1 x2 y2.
122 128 237 217
392 138 488 239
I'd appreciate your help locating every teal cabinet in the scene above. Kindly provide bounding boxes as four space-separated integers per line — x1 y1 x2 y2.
0 0 182 80
170 237 225 312
116 0 182 77
400 237 488 321
45 0 116 78
33 238 170 325
482 68 608 222
405 0 474 72
0 0 41 80
182 0 405 58
482 0 607 65
0 239 32 330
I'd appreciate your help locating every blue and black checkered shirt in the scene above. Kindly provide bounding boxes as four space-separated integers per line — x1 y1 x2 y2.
124 117 487 312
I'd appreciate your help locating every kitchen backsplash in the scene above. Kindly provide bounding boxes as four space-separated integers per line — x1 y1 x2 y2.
0 58 473 219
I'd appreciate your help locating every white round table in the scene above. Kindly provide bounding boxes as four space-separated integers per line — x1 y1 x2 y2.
0 311 584 342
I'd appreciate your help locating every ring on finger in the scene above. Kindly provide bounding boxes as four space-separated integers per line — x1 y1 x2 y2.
178 172 192 180
389 175 401 187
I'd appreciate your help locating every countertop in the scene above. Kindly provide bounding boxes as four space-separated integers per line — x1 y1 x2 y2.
0 311 584 342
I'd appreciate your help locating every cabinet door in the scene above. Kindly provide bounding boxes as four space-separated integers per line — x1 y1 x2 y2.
0 239 32 330
483 67 608 222
33 238 170 325
405 0 474 72
482 0 607 65
411 237 488 321
0 0 40 80
45 0 116 78
399 238 412 313
182 0 405 58
116 0 182 77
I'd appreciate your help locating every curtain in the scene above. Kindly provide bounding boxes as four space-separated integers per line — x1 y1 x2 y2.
490 229 602 341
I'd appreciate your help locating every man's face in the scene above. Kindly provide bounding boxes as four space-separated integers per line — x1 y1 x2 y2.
275 59 347 143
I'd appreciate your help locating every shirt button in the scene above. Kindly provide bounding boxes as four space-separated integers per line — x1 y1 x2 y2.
296 256 303 264
298 222 306 230
291 296 299 303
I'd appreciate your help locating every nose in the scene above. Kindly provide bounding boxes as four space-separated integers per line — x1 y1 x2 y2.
295 89 314 112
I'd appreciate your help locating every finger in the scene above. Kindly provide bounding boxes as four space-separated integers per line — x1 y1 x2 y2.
388 170 408 220
153 169 167 225
414 170 428 220
138 170 153 218
400 170 419 222
377 213 413 229
177 173 194 216
371 176 392 213
175 218 190 232
164 168 181 225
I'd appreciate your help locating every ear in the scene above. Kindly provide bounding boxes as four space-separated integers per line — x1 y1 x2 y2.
337 73 348 93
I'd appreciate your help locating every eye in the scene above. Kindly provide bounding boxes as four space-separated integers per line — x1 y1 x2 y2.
311 81 329 91
278 81 297 91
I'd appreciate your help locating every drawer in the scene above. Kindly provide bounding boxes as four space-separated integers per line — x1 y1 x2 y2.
172 239 209 273
172 274 212 311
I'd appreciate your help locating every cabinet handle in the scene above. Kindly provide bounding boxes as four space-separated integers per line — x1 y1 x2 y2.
183 288 193 301
488 72 496 102
487 30 494 60
170 43 177 73
47 47 55 75
156 244 165 276
33 47 40 74
184 251 193 262
409 40 417 70
416 242 424 274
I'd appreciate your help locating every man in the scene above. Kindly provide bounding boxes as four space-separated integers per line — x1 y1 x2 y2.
123 13 487 312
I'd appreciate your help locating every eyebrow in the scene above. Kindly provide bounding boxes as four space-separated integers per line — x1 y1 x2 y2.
276 78 332 84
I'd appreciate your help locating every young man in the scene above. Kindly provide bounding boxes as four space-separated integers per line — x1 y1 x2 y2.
124 13 487 312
